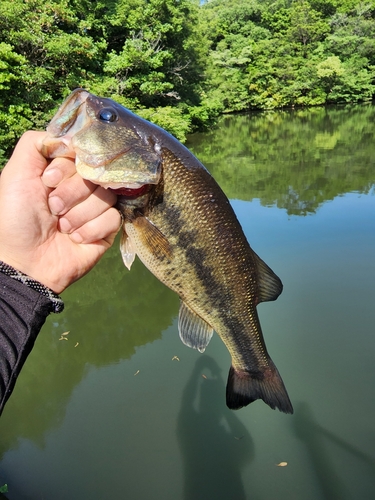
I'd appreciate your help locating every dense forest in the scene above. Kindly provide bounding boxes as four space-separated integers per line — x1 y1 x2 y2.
1 0 375 165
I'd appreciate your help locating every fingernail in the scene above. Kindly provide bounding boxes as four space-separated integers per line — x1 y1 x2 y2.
59 217 71 233
48 196 65 215
70 232 83 243
42 168 63 187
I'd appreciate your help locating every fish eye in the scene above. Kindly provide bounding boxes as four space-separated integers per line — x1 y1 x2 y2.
98 107 117 122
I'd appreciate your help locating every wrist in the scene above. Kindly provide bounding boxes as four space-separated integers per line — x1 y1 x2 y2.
0 261 64 313
0 250 62 294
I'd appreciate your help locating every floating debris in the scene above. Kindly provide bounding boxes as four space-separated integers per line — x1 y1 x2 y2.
59 331 70 341
277 462 288 467
202 374 207 379
74 342 79 348
172 356 180 361
134 370 140 376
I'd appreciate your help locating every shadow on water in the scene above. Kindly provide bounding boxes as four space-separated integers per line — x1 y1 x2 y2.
177 355 254 500
292 402 375 499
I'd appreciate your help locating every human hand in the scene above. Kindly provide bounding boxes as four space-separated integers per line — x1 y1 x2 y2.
0 131 121 294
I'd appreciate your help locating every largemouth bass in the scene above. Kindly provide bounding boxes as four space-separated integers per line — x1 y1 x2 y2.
43 89 293 413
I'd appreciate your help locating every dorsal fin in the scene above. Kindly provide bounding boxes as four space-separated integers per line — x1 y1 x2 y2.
253 252 283 303
178 301 214 353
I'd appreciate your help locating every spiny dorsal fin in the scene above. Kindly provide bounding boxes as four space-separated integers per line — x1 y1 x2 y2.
178 301 214 353
253 252 283 303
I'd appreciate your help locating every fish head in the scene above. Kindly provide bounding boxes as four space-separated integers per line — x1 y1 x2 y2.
43 88 162 193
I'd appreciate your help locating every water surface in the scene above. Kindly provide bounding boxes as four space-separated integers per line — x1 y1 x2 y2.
0 105 374 499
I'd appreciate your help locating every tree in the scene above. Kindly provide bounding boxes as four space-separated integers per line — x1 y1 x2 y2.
1 0 375 166
287 0 330 54
316 55 345 99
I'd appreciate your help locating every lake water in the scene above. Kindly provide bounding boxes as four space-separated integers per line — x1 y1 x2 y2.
0 105 375 499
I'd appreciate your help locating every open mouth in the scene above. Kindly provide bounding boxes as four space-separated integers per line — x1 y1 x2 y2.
109 184 150 198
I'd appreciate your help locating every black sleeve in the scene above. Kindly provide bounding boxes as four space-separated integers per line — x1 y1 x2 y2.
0 273 54 414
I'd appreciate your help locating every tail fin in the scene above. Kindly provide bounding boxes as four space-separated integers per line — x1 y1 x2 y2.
226 362 293 414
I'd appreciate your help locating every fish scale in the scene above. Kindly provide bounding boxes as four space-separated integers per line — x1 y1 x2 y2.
43 88 293 414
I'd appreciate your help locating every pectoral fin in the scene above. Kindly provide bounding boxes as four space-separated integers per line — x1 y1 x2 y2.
178 301 214 353
120 230 136 270
253 252 283 303
132 216 173 262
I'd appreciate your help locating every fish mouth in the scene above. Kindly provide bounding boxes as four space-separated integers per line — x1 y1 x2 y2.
107 184 151 198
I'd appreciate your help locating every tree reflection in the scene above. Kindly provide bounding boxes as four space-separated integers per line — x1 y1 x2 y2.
177 355 254 500
188 105 375 214
0 245 178 456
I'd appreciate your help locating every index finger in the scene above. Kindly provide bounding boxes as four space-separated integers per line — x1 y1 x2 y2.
42 156 77 188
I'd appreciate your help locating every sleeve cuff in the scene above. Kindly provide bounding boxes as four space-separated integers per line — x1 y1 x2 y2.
0 261 64 313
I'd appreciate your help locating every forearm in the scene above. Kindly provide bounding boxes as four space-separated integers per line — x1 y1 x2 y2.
0 269 60 414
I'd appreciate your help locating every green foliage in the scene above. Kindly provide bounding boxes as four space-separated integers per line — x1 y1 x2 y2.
1 0 375 167
0 42 33 165
201 0 375 112
287 0 330 49
0 0 204 166
137 106 191 141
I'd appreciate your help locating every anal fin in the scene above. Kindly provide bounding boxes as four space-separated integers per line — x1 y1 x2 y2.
178 301 214 353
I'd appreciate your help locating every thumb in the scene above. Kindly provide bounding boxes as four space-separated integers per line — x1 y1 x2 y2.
2 131 49 181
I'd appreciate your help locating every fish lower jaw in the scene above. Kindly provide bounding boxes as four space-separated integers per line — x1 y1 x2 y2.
77 169 151 197
95 182 145 190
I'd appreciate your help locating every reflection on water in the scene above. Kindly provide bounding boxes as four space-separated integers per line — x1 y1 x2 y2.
188 104 375 213
177 356 253 500
0 255 178 456
0 105 374 499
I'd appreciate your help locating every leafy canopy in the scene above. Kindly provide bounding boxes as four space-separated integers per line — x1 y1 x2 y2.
1 0 375 166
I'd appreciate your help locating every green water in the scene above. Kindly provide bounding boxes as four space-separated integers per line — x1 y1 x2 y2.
0 105 375 499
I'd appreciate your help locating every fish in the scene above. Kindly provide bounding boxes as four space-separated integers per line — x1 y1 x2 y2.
43 89 293 413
